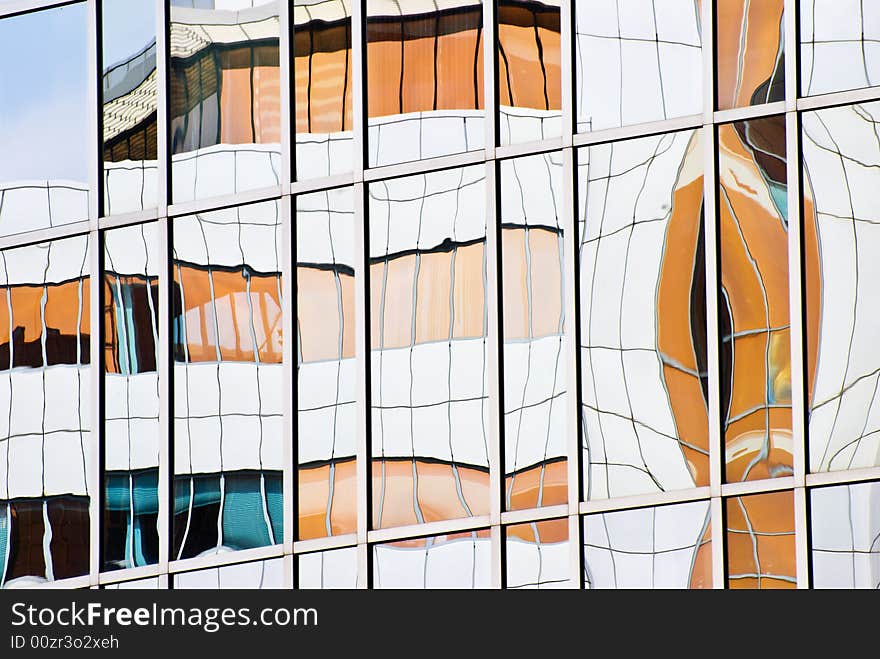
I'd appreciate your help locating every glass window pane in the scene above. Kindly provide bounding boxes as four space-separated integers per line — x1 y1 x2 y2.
725 490 795 589
297 188 356 539
293 0 353 179
575 0 702 133
579 130 707 500
582 500 712 588
718 117 792 483
802 102 880 473
369 166 489 530
372 530 490 588
801 0 880 97
173 557 284 588
103 223 160 571
810 481 880 589
172 200 283 559
169 1 281 203
716 0 784 110
0 4 91 236
102 0 158 215
500 152 566 511
366 0 484 167
0 235 92 586
506 517 570 588
298 546 358 588
497 0 561 145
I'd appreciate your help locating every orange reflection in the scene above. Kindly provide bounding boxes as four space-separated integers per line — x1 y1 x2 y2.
716 0 784 110
726 490 795 589
716 117 820 483
296 458 569 539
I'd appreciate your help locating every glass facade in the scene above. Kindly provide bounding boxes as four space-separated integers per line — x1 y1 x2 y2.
0 0 877 590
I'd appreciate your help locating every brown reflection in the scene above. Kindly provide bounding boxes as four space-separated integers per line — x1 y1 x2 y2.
725 490 795 589
716 0 785 110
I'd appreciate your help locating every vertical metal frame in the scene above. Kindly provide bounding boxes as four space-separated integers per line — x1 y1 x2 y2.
87 0 102 586
483 0 498 156
353 180 370 587
351 0 366 177
485 158 503 589
280 0 293 191
280 192 295 582
785 0 809 589
562 144 581 587
701 0 726 590
155 0 172 576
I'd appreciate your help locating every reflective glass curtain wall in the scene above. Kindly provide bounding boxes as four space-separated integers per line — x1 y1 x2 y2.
0 0 878 589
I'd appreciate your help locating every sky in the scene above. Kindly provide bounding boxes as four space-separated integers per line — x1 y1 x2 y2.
0 0 155 184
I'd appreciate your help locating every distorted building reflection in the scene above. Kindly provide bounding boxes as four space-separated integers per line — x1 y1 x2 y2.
579 130 708 499
501 152 567 510
582 500 711 589
172 200 283 558
0 236 92 587
170 0 281 202
372 530 491 588
102 0 159 215
0 4 90 236
716 0 785 110
575 0 702 133
802 101 880 473
103 223 161 570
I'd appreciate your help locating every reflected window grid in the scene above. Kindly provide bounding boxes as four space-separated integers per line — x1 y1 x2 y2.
1 0 879 590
